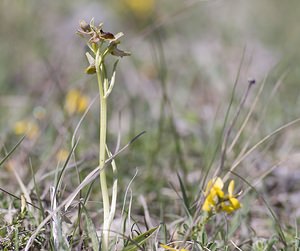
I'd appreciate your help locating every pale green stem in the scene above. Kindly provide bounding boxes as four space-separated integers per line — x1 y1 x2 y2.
96 52 110 250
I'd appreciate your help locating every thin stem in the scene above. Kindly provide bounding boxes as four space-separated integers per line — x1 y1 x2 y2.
96 52 110 250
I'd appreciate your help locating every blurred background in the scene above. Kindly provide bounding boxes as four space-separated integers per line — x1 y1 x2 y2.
1 0 300 236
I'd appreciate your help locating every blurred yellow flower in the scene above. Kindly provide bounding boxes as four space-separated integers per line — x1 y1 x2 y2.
65 89 89 115
14 120 40 140
202 177 241 214
221 180 242 213
202 177 224 212
123 0 155 19
56 149 69 162
160 243 189 251
5 159 15 173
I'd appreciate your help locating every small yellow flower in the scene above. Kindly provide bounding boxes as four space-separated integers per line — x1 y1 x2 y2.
56 149 69 162
202 177 241 214
65 89 89 115
202 177 224 212
160 243 189 251
221 180 242 213
14 120 40 140
123 0 155 19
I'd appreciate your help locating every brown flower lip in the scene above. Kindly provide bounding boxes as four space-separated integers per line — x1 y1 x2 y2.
100 29 115 40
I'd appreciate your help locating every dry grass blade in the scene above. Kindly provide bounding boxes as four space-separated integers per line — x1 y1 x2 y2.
230 240 243 250
10 162 33 211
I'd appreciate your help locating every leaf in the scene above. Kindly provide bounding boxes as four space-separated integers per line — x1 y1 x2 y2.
177 173 191 216
207 242 217 251
265 238 277 251
201 231 208 245
85 52 95 65
122 227 158 251
82 206 99 251
114 32 124 40
110 45 131 57
104 59 119 98
85 52 96 74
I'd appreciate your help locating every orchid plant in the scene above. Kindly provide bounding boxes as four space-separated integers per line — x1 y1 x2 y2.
77 19 130 251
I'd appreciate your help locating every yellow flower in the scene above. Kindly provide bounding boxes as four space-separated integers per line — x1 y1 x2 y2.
65 89 89 115
202 177 241 214
202 177 224 212
160 243 189 251
14 120 40 140
5 159 15 173
56 149 69 162
123 0 155 19
220 180 242 213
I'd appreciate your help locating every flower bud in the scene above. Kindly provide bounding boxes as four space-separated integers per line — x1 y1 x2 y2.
79 20 91 32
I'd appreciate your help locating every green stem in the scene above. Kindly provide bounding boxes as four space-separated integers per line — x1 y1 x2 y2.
96 54 110 250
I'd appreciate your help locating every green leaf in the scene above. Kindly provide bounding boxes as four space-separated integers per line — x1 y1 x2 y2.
85 52 95 65
82 206 99 251
201 231 208 245
265 238 277 251
104 59 119 98
177 173 191 216
207 242 217 251
122 227 158 251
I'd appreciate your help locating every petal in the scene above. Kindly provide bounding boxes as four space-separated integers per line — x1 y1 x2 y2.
111 47 131 57
228 180 235 197
202 196 213 211
229 197 241 209
215 177 224 190
215 188 224 198
100 29 115 40
160 244 177 251
79 20 91 32
221 204 235 213
202 199 211 211
209 189 217 198
204 179 214 195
